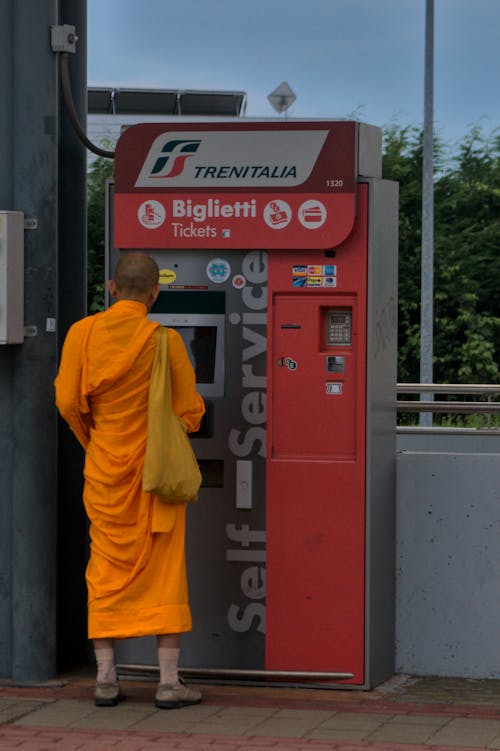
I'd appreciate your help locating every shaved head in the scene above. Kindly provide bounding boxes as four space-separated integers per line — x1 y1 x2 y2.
113 253 159 295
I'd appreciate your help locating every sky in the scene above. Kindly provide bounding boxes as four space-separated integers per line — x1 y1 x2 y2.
87 0 499 151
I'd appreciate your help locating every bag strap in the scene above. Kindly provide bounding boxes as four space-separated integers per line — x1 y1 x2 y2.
155 326 173 410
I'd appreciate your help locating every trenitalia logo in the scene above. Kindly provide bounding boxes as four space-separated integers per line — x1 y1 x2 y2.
147 139 201 179
135 130 328 188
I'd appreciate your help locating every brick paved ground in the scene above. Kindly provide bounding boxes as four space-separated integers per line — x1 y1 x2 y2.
0 672 499 751
0 725 498 751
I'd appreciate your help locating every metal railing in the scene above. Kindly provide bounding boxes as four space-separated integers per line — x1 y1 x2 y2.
397 383 500 414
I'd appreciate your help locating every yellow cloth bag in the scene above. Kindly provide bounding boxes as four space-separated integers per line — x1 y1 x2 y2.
143 327 202 504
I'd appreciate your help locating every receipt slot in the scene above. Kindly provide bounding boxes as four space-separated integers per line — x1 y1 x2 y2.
108 120 398 688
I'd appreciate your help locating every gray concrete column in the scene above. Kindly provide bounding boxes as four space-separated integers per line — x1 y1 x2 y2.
0 0 89 683
9 0 59 682
0 0 15 680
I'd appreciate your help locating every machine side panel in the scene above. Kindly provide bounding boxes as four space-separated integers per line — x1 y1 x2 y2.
364 178 399 687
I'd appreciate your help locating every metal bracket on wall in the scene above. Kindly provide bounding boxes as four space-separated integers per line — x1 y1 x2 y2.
50 25 78 54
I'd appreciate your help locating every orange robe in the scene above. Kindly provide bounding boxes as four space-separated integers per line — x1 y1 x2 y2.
55 300 205 639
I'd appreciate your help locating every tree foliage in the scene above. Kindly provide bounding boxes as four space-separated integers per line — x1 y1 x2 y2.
87 156 114 312
382 123 499 389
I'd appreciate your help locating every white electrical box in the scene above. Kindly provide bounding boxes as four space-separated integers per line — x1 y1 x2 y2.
0 211 24 344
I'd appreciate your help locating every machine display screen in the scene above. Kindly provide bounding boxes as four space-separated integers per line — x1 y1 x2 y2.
174 325 218 384
149 308 225 398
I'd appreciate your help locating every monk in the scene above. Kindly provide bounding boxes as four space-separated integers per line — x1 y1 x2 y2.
55 253 205 709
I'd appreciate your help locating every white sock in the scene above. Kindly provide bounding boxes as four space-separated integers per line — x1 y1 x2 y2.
95 647 117 684
158 646 180 686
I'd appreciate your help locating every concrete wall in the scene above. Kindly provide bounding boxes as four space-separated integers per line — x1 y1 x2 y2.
395 432 500 678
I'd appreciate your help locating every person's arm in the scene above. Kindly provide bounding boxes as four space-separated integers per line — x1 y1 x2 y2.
167 328 206 433
54 319 93 449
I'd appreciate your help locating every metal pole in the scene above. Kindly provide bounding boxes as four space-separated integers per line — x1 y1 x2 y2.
420 0 434 426
57 0 89 672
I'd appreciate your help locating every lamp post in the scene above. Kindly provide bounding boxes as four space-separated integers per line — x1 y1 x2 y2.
420 0 435 426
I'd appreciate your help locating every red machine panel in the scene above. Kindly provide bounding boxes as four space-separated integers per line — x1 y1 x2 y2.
271 295 359 460
266 185 368 683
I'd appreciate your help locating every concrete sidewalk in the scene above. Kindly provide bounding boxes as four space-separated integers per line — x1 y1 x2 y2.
1 671 499 750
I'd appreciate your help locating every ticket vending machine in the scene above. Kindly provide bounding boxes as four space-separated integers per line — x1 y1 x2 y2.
109 120 398 687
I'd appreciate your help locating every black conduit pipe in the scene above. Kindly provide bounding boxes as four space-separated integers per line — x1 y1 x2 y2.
59 52 115 159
